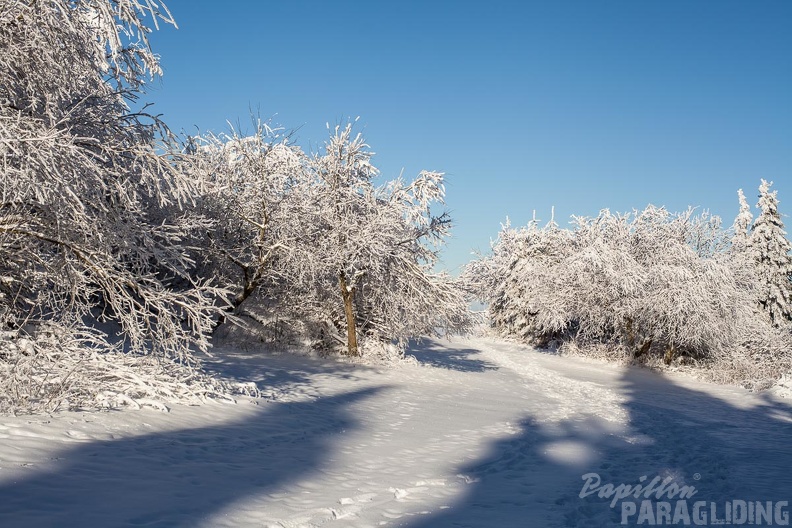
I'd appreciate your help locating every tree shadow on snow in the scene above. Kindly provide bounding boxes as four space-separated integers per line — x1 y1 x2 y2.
406 338 499 372
200 343 378 396
0 386 387 528
407 366 792 528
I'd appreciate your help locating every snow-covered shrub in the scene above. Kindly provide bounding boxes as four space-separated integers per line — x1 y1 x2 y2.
464 218 573 345
0 323 252 415
0 0 231 413
466 202 792 389
564 207 755 362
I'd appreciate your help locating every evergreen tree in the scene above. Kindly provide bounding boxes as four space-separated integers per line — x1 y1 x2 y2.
750 180 792 326
731 189 753 252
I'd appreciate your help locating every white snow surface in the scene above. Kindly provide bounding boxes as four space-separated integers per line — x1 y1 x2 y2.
1 336 791 527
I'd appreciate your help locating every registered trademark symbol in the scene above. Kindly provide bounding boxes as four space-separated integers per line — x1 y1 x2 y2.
693 473 701 480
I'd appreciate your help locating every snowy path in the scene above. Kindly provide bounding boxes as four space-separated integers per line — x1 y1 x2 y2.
1 336 791 527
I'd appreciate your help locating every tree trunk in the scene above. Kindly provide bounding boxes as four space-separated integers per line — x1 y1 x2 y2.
212 270 258 333
664 343 677 365
339 271 359 356
624 317 652 359
635 338 653 359
623 317 636 349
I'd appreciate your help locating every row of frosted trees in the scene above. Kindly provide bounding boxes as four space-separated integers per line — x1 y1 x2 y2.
185 122 470 355
464 183 792 389
0 1 469 413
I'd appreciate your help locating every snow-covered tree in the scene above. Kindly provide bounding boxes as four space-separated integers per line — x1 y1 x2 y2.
731 189 754 252
749 180 792 326
177 122 312 333
468 206 775 364
184 122 472 356
686 209 730 258
0 0 231 412
296 124 472 356
463 217 573 344
467 199 792 387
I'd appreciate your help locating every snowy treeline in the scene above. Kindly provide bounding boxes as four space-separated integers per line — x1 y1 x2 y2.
0 1 470 413
465 183 792 389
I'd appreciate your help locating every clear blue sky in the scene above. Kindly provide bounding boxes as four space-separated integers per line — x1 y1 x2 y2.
143 1 791 273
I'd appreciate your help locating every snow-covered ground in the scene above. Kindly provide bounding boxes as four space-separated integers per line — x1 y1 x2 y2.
1 336 791 527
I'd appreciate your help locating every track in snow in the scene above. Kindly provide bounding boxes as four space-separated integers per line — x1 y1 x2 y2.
0 336 790 527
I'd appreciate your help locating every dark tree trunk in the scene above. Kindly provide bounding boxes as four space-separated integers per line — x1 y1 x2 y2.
624 317 652 359
212 270 258 333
